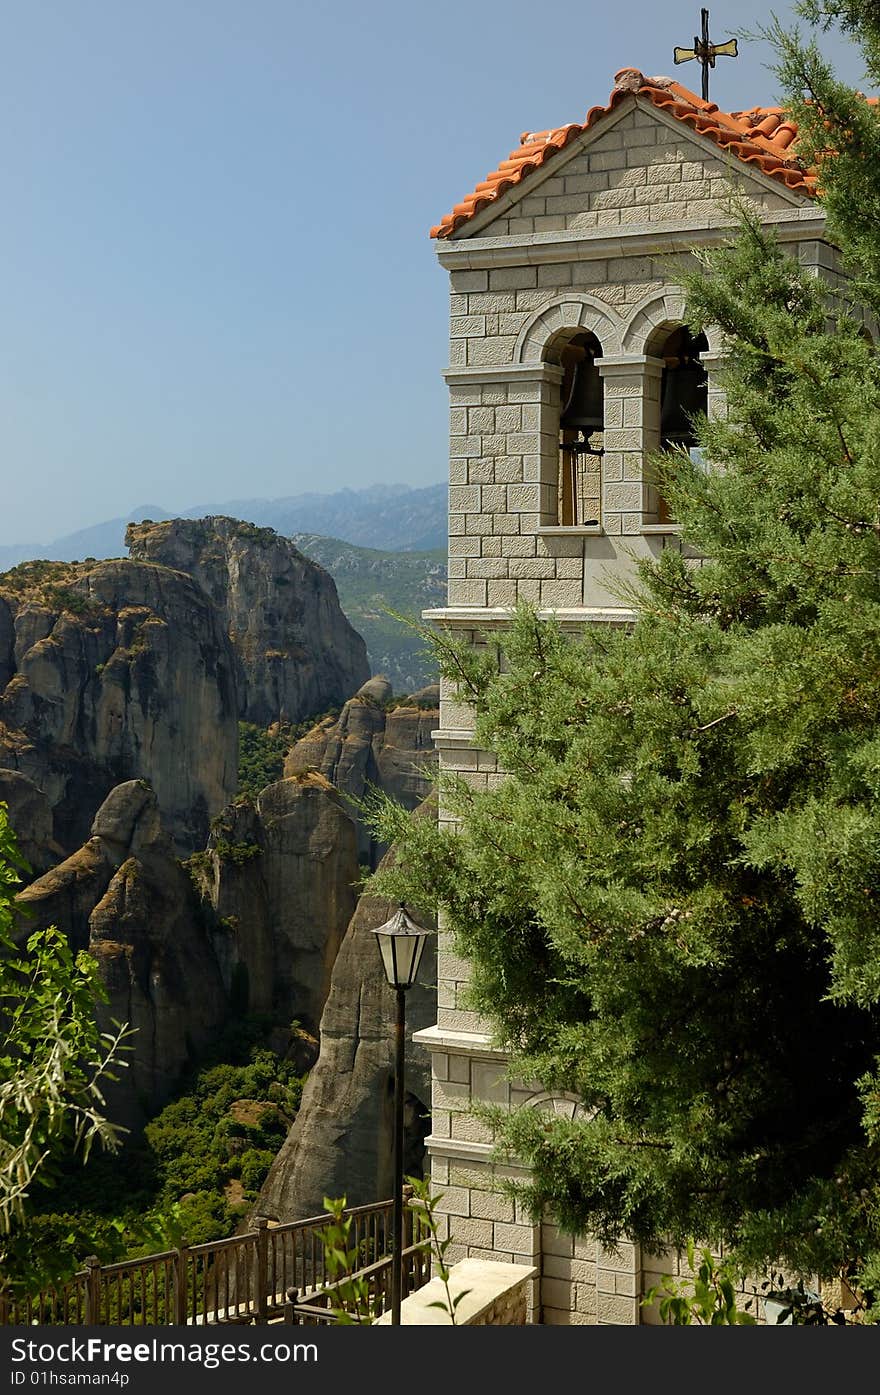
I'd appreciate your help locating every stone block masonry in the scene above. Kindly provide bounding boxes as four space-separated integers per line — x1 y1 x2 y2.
374 1260 537 1325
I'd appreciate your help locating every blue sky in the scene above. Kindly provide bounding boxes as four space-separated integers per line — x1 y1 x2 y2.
0 0 867 544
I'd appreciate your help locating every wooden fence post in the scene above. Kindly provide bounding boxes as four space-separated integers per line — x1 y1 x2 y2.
173 1240 190 1326
84 1256 101 1326
282 1287 299 1325
253 1217 269 1323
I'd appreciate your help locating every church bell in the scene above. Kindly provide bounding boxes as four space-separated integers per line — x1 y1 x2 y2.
560 350 603 438
660 341 708 444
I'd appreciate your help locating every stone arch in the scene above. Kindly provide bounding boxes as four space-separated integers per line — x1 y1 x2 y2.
622 288 689 355
519 1090 587 1121
622 288 725 358
516 294 623 363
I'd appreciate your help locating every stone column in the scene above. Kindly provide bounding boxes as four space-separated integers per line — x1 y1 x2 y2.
445 363 564 607
701 352 727 428
597 355 664 532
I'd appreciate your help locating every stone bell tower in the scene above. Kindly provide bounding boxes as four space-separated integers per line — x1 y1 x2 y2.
415 67 840 1323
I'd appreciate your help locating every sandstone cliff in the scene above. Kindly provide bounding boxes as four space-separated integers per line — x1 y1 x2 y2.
0 559 238 855
16 773 362 1129
0 769 60 875
126 517 369 727
192 773 360 1035
285 677 438 865
255 812 436 1221
17 781 229 1130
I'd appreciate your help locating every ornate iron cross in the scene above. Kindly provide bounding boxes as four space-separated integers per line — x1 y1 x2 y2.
673 8 738 103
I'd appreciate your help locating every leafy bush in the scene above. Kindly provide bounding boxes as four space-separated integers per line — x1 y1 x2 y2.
239 1149 276 1192
175 1191 239 1247
237 723 290 797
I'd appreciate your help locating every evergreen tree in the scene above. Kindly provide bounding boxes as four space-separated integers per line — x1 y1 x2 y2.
367 4 880 1305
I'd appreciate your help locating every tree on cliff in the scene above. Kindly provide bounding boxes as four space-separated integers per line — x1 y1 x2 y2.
368 2 880 1307
0 804 129 1292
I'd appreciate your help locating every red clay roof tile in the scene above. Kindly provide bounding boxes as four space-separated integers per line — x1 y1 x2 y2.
431 68 820 239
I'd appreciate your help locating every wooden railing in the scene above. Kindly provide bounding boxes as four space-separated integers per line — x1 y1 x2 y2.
282 1232 432 1325
0 1196 430 1327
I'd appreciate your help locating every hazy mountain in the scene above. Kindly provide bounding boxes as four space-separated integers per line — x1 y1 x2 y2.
191 483 447 552
0 483 447 569
0 505 174 571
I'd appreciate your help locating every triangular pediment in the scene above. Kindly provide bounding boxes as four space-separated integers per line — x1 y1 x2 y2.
451 95 811 240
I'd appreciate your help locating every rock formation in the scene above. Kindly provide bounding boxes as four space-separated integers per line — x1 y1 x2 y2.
255 808 436 1221
126 517 369 726
0 559 238 856
285 678 439 865
0 769 60 875
16 772 362 1129
17 781 229 1130
193 773 361 1034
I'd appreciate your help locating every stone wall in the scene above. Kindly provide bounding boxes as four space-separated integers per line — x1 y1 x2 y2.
374 1259 536 1325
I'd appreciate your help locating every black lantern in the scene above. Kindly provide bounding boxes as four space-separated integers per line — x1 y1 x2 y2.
371 904 433 1324
372 904 432 991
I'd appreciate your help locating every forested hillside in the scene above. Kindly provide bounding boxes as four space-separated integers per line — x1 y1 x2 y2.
293 534 446 691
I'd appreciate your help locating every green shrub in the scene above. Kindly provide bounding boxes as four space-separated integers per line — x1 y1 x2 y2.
237 722 290 798
212 839 262 866
176 1191 236 1246
239 1149 276 1192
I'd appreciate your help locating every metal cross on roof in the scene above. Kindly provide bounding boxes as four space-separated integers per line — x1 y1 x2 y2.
673 8 738 103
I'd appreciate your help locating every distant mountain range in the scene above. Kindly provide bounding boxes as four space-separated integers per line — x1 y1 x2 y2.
0 482 447 569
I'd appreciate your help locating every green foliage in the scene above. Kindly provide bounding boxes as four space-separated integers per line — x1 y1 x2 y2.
239 1148 276 1192
21 1022 305 1291
0 804 130 1295
142 1048 299 1208
174 1191 238 1248
364 7 880 1305
765 1 880 322
405 1176 469 1324
237 710 342 800
314 1196 379 1324
0 560 81 598
643 1241 757 1325
0 561 105 621
211 839 262 866
237 722 290 799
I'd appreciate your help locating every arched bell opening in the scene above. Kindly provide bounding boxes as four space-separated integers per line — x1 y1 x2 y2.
546 329 604 526
654 325 709 524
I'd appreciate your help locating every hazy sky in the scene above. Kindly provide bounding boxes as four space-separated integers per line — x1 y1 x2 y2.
0 0 867 544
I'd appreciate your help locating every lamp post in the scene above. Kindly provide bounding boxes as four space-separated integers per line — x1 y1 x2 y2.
371 904 432 1326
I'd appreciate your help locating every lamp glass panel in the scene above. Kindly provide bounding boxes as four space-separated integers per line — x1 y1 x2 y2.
391 934 421 988
409 934 428 986
377 935 398 987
